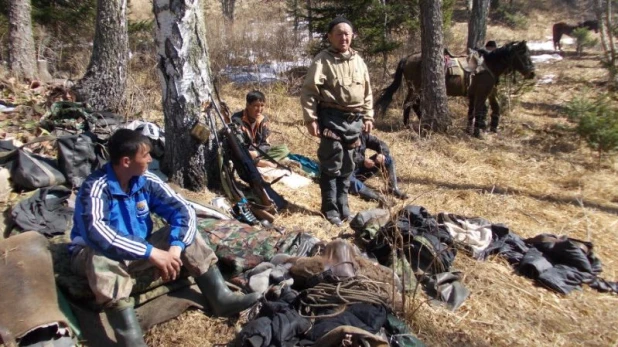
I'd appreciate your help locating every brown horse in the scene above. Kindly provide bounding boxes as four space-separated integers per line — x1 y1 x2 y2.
553 20 599 51
374 42 535 131
374 50 483 126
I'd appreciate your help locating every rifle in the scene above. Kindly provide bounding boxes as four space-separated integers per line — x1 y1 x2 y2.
204 93 287 220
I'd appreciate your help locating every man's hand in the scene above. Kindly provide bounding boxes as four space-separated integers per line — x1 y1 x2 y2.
249 150 259 159
363 120 373 133
364 158 375 169
374 154 386 165
306 120 320 137
149 248 182 282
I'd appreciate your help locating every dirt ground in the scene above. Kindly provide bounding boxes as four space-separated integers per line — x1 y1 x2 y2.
143 7 618 347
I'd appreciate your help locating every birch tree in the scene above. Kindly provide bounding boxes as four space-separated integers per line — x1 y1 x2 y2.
153 0 214 190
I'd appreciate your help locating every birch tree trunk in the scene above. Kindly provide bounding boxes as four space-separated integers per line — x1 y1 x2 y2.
8 0 37 80
419 0 450 132
467 0 490 49
153 0 214 190
73 0 128 112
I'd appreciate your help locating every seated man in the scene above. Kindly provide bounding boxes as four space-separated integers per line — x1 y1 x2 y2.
232 90 288 168
349 132 408 204
70 129 259 346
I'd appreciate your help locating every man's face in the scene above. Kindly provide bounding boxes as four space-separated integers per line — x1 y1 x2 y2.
246 100 265 121
327 23 353 53
126 144 152 177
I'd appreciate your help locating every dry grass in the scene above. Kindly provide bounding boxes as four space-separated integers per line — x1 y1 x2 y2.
134 1 618 346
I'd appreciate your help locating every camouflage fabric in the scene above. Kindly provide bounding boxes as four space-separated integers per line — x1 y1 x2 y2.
70 226 216 308
198 218 281 277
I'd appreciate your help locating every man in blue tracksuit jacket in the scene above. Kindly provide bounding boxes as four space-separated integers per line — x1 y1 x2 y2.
70 129 259 346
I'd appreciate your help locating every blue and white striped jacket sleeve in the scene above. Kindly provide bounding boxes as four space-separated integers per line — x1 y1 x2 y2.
144 172 197 251
80 176 153 260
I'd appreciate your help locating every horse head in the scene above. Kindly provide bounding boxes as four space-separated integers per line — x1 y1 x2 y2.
508 40 535 80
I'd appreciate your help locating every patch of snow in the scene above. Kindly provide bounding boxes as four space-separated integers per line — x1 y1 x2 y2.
221 58 312 85
531 54 563 64
528 37 574 52
537 74 556 84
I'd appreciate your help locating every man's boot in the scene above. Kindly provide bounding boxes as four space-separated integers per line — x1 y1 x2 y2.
386 161 409 199
319 173 342 226
195 266 260 317
336 175 352 222
358 186 390 207
473 127 485 139
106 305 147 347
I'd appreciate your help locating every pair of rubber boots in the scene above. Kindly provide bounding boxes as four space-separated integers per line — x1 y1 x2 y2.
106 266 259 346
319 174 352 227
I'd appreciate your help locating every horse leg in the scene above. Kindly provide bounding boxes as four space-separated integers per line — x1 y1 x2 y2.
402 86 415 126
488 87 500 132
467 95 475 134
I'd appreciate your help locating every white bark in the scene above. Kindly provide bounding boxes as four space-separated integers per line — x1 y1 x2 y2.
153 0 214 190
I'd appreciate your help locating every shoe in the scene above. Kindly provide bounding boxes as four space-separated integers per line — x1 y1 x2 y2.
473 128 485 139
106 306 147 347
327 216 344 227
386 161 408 200
195 266 260 317
489 127 498 133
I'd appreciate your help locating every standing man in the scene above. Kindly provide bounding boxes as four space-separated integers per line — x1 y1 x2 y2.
467 40 501 137
301 17 374 227
484 40 501 133
70 129 259 346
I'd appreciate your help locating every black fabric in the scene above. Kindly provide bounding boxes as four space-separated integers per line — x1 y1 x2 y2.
477 224 528 264
10 186 73 237
11 150 67 190
385 205 456 275
234 288 311 347
305 304 387 341
482 229 618 295
56 132 107 188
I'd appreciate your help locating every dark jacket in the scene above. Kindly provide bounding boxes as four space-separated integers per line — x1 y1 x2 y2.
353 132 391 169
232 110 272 153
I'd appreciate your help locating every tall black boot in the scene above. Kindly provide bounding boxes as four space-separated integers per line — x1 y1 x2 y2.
386 161 408 199
106 306 147 347
358 185 390 207
336 175 352 221
319 173 341 226
195 266 260 317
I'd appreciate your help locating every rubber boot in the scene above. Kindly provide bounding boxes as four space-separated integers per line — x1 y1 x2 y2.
319 173 342 226
106 306 147 347
473 127 485 139
336 175 352 222
386 161 408 200
358 186 390 207
195 266 260 317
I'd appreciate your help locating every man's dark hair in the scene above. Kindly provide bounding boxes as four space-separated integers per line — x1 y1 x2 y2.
108 129 151 165
246 90 266 104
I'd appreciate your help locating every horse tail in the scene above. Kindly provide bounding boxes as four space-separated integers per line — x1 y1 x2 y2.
374 56 407 117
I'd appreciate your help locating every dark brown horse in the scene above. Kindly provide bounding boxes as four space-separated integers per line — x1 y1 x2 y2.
374 41 535 131
467 41 535 136
553 20 599 51
374 51 482 126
